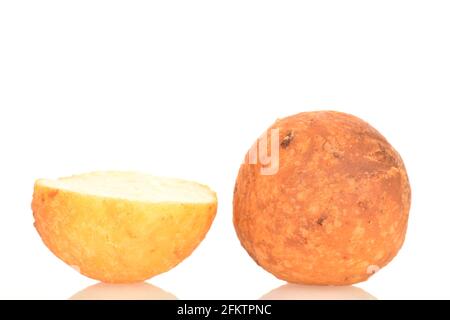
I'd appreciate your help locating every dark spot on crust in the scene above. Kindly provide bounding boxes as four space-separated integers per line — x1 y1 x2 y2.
280 131 294 149
285 234 308 247
126 229 138 239
48 189 59 198
372 143 398 167
356 131 365 140
321 138 343 159
264 250 278 266
332 152 342 159
316 214 328 226
358 201 368 210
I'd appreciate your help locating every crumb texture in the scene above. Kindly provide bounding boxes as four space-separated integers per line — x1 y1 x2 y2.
38 171 216 204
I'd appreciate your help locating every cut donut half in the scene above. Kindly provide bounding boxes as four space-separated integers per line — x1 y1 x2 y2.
32 171 217 283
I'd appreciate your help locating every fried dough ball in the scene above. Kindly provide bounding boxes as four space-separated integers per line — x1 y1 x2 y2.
234 111 411 285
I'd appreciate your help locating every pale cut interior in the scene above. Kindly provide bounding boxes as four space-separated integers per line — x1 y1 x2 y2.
38 171 216 204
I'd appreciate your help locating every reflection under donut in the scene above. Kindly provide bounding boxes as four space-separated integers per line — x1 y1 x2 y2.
70 282 177 300
261 283 376 300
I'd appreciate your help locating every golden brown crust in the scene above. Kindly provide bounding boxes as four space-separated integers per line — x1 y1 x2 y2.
234 111 411 285
32 184 217 283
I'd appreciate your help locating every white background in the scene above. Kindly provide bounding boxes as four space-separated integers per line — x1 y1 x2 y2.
1 1 449 300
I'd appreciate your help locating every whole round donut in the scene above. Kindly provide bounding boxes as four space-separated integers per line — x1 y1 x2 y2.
233 111 411 285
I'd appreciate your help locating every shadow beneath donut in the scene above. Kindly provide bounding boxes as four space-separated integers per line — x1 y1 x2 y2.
70 282 177 300
260 283 376 300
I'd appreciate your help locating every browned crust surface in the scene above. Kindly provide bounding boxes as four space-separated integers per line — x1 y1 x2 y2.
33 184 217 283
234 111 411 285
